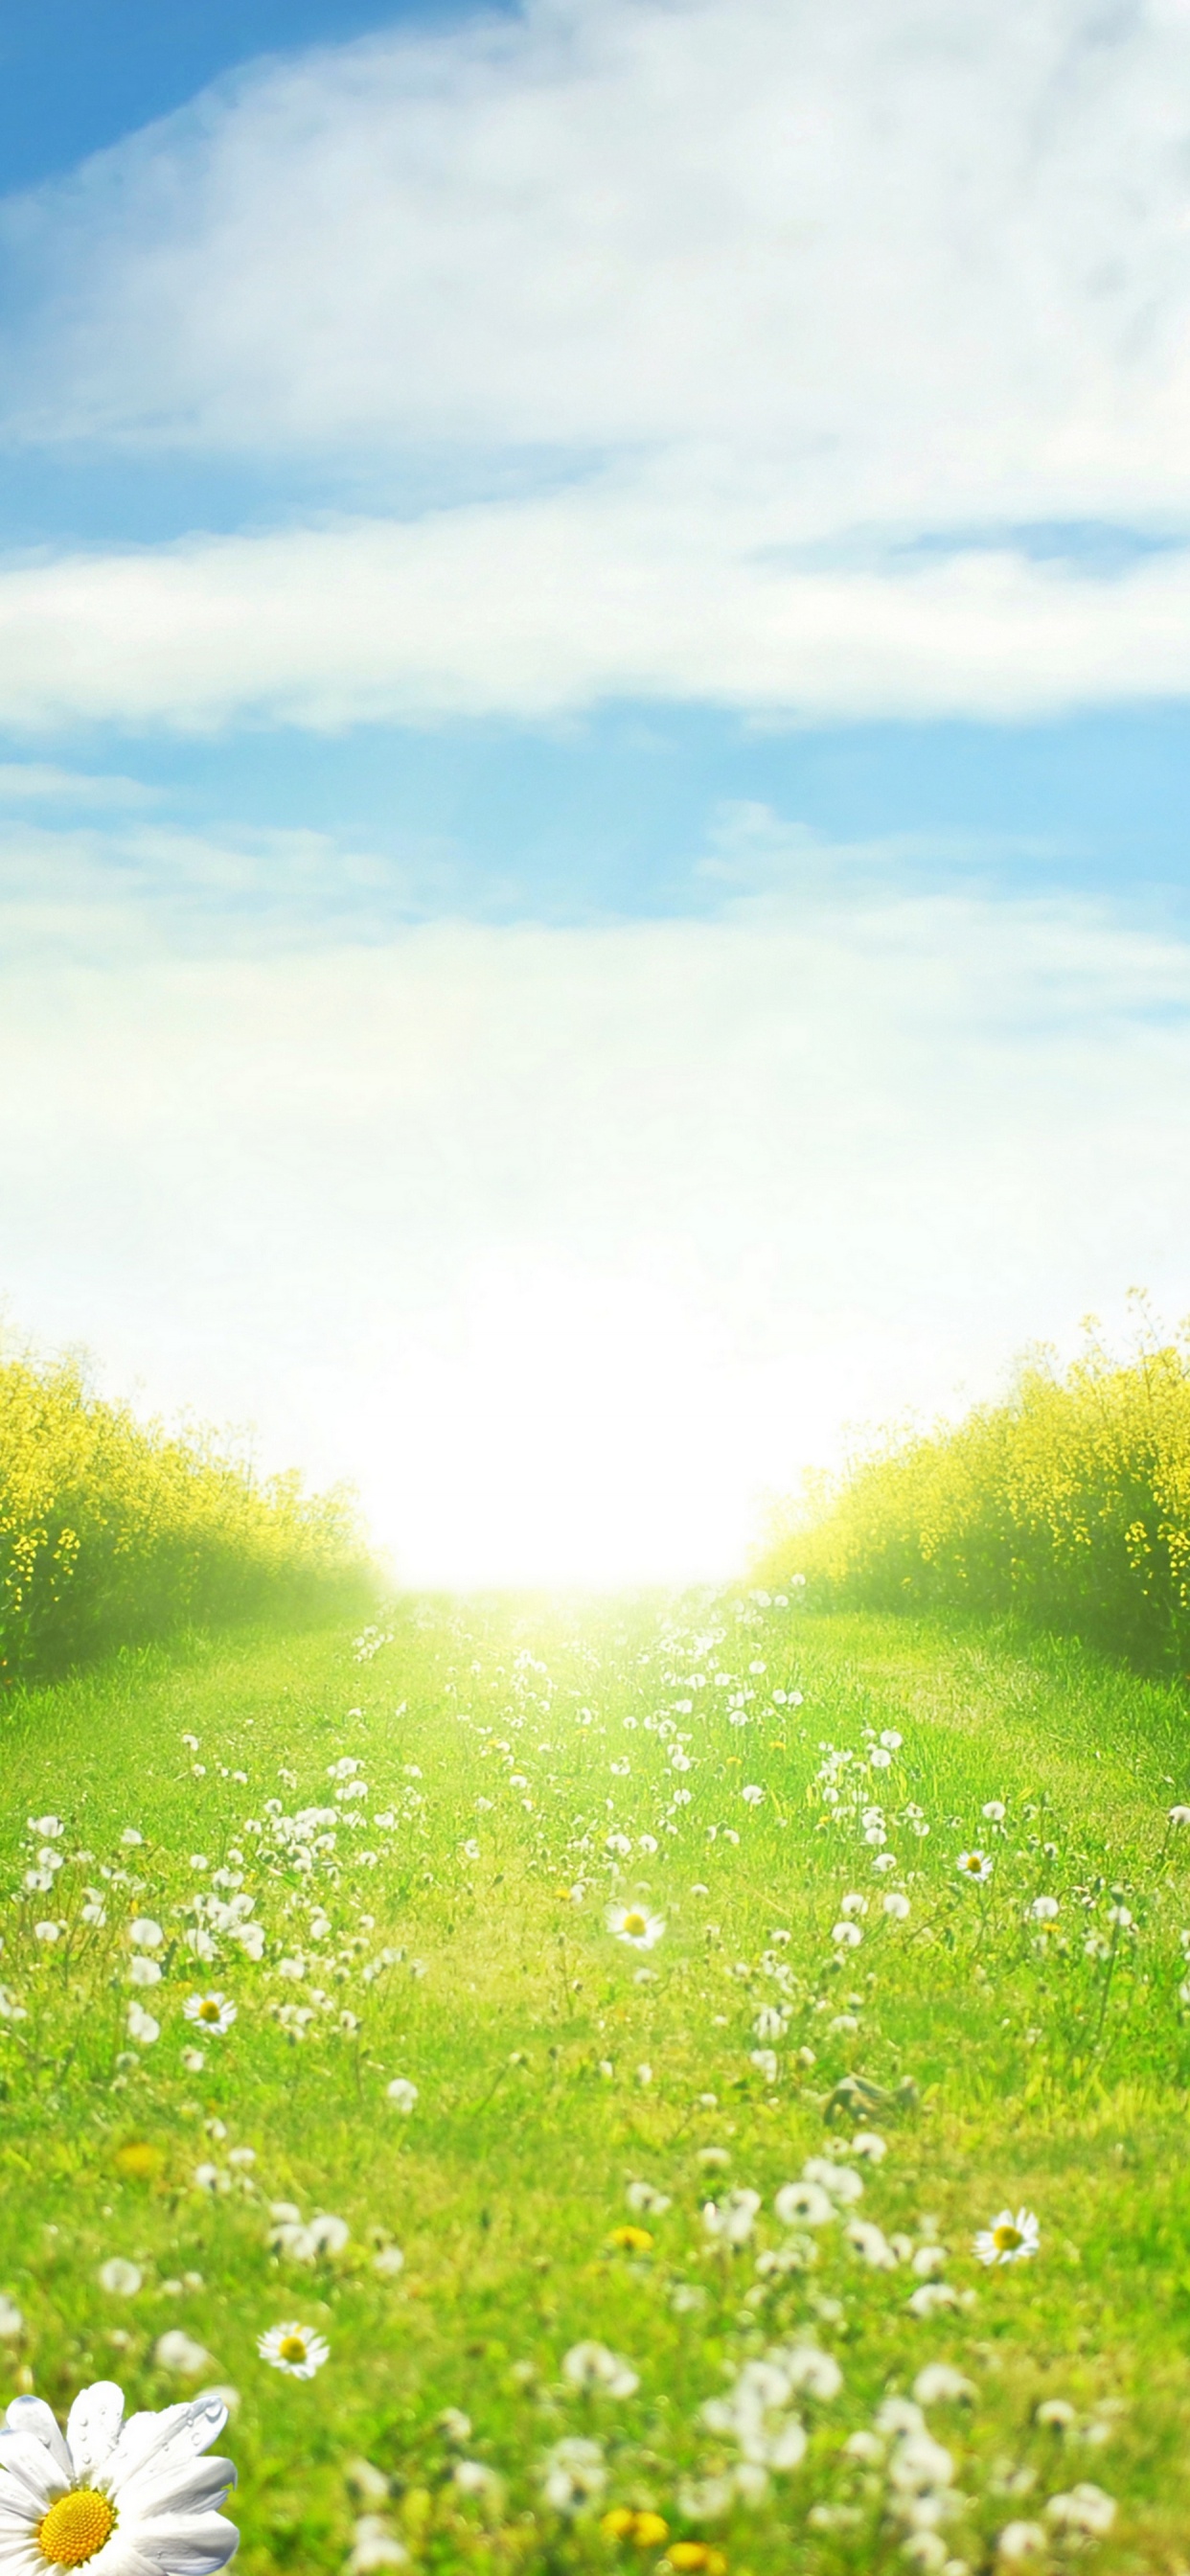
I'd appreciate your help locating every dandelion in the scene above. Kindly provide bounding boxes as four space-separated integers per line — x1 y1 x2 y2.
120 1829 144 1849
1168 1806 1190 1826
184 1992 237 2035
839 1893 868 1918
997 2525 1047 2562
384 2078 417 2112
259 2321 330 2378
982 1801 1006 1822
606 1905 665 1950
1027 1896 1059 1921
128 1957 162 1989
974 2207 1040 2266
0 2299 23 2340
831 1920 862 1948
957 1852 992 1883
913 2364 974 2404
773 2180 834 2229
561 2341 639 2397
851 2130 886 2161
1044 2485 1115 2537
128 1919 163 1949
626 2180 671 2215
802 2158 864 2206
34 1922 61 1944
0 2383 236 2571
374 2245 405 2278
181 2046 206 2072
741 1784 764 1806
607 2224 652 2252
97 2259 142 2297
538 2435 606 2513
882 1891 910 1920
126 2003 160 2045
702 2187 761 2245
154 2329 215 2374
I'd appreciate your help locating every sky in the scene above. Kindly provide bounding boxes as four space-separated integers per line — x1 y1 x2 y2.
2 0 1190 1587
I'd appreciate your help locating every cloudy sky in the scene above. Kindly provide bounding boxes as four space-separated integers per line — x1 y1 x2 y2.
2 0 1190 1585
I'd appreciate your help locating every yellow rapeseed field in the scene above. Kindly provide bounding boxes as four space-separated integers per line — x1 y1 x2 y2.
0 1345 368 1680
758 1317 1190 1671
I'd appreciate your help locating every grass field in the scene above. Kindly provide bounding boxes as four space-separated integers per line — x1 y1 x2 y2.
2 1589 1188 2574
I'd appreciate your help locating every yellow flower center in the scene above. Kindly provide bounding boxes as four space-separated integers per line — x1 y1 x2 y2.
278 2333 309 2363
623 1912 647 1937
993 2222 1023 2253
38 2492 116 2568
197 2001 221 2022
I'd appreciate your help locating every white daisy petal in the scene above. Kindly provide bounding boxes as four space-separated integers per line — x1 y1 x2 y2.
65 2384 126 2485
3 2399 74 2482
117 2459 235 2522
131 2513 240 2575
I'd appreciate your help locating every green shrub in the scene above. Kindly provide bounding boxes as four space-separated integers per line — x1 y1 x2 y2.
0 1344 372 1679
757 1319 1190 1671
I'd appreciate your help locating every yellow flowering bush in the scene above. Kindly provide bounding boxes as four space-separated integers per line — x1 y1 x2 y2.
0 1346 369 1680
758 1320 1190 1671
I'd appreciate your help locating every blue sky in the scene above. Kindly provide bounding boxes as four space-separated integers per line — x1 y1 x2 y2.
2 0 1190 1583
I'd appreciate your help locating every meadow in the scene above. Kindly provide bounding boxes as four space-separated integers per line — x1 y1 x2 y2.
1 1588 1188 2574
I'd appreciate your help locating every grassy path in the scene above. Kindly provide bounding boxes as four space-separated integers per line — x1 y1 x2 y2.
1 1593 1189 2573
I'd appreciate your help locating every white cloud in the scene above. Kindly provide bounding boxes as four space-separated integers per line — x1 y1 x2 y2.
3 0 1190 726
2 808 1189 1585
4 490 1190 729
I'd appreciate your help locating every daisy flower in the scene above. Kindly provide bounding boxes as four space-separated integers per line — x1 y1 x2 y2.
184 1994 237 2036
0 2382 237 2575
606 1906 665 1951
258 2323 330 2379
973 2206 1041 2266
956 1851 993 1884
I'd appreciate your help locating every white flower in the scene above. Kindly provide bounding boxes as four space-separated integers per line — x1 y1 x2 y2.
750 2049 778 2082
851 2131 886 2162
29 1817 64 1838
128 1920 163 1950
128 1958 162 1990
802 2158 863 2206
839 1893 868 1918
0 2299 23 2340
1168 1806 1190 1827
0 2382 236 2573
538 2436 606 2513
153 2330 216 2374
778 2343 843 2400
882 1891 911 1920
258 2322 330 2379
1043 2484 1114 2537
561 2343 639 2397
913 2365 974 2405
702 2187 762 2245
906 2282 961 2317
374 2245 405 2278
974 2207 1040 2266
1027 1896 1059 1921
741 1785 765 1806
831 1921 862 1948
982 1802 1006 1822
753 2006 786 2042
350 2516 409 2570
880 1731 902 1750
181 2048 207 2073
773 2181 834 2230
184 1994 237 2035
120 1830 144 1849
606 1905 665 1950
34 1922 61 1944
97 2262 142 2298
626 2181 671 2216
846 2220 898 2269
701 2358 808 2471
956 1852 993 1883
997 2523 1047 2561
385 2079 418 2114
306 2215 350 2256
126 2004 160 2046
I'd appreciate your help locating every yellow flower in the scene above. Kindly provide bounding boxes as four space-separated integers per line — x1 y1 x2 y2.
666 2549 726 2575
606 2225 653 2253
602 2509 637 2541
603 2512 672 2550
114 2141 163 2182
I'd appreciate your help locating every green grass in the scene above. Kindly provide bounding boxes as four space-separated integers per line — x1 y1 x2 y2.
1 1591 1188 2573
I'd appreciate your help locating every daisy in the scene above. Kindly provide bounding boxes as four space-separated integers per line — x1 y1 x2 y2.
973 2207 1041 2266
258 2323 330 2379
0 2382 237 2574
956 1851 993 1884
184 1995 237 2036
606 1906 665 1951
